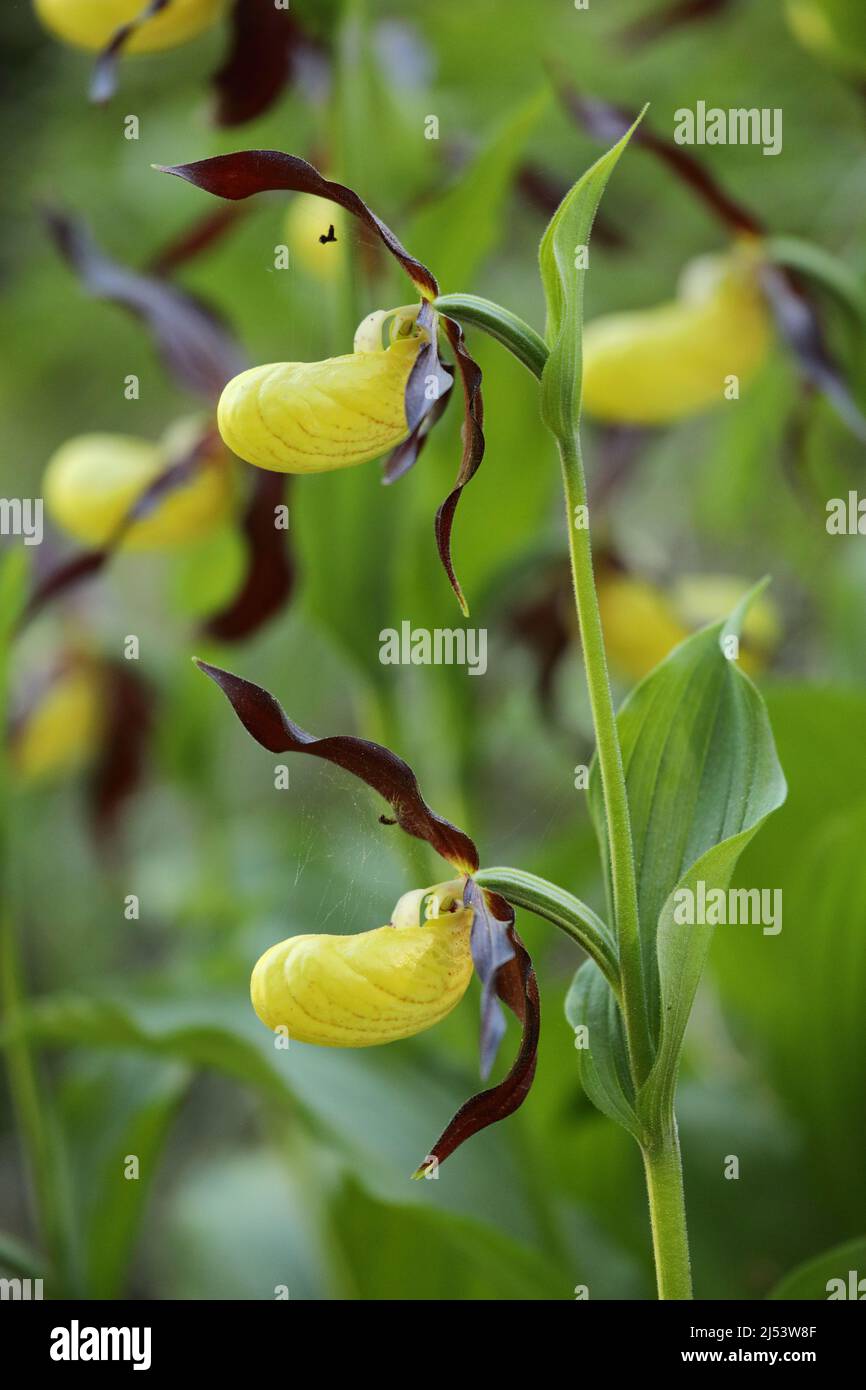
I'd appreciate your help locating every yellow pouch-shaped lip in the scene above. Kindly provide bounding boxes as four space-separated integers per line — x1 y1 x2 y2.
217 335 420 474
34 0 223 54
43 419 232 550
251 882 474 1046
582 250 772 424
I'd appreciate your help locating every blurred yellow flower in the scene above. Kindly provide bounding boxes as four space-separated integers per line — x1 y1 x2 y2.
12 664 104 785
217 307 425 473
33 0 223 53
251 880 474 1046
283 195 346 282
599 572 781 682
784 0 866 76
43 417 232 549
582 243 772 424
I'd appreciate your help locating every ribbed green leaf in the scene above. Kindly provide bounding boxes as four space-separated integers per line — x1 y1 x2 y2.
585 593 786 1125
565 961 640 1141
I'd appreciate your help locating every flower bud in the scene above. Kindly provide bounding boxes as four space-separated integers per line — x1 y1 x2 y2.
250 881 473 1046
43 416 232 549
582 245 772 424
217 325 422 474
33 0 223 53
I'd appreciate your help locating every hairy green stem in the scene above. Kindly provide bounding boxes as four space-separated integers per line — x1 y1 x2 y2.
641 1119 693 1299
558 431 653 1085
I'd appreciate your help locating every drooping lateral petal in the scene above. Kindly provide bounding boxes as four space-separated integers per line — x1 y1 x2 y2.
43 208 246 400
203 471 295 641
90 0 172 105
22 428 221 628
414 924 540 1174
212 0 317 127
156 150 439 297
194 661 479 872
147 205 247 276
463 880 516 1080
434 315 485 616
383 300 454 484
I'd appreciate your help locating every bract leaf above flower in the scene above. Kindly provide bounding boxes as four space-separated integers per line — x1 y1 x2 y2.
194 660 479 873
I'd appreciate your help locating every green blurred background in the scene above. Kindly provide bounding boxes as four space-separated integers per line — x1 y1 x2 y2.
1 0 865 1300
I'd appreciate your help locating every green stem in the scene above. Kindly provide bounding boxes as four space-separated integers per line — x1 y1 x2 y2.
558 431 653 1086
641 1119 693 1300
433 294 548 380
474 865 619 997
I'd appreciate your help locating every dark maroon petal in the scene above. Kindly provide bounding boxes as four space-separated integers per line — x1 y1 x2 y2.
88 663 155 842
43 207 246 400
619 0 733 49
434 315 485 616
195 660 479 872
155 150 439 297
147 205 247 276
382 389 450 485
760 265 866 442
414 924 540 1174
203 471 295 642
383 301 454 484
212 0 316 126
90 0 172 105
21 428 221 629
20 551 110 628
464 881 516 1080
553 79 763 236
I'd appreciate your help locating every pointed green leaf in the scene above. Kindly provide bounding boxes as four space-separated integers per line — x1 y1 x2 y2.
539 111 645 441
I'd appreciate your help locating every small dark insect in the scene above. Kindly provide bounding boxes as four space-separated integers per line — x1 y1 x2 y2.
318 224 337 244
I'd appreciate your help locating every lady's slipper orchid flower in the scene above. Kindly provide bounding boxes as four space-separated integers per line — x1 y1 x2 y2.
33 0 223 55
582 243 772 424
217 308 427 474
158 150 486 613
195 659 540 1173
43 417 233 550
